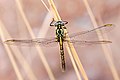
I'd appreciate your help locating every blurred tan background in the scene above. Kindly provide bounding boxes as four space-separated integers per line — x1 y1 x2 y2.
0 0 120 80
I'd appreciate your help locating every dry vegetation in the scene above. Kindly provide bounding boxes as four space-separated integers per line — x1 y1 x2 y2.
0 0 120 80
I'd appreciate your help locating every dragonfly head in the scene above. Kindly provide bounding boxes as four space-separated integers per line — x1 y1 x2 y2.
55 21 64 26
50 18 68 28
55 21 68 27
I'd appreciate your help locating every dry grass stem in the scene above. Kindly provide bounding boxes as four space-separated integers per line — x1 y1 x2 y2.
15 0 55 80
37 12 53 37
82 0 120 80
66 45 82 80
0 21 23 80
0 22 37 80
47 0 88 80
48 0 61 20
67 42 88 80
41 0 51 13
10 47 38 80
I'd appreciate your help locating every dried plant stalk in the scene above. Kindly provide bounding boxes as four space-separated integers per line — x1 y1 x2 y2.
41 0 51 13
0 21 23 80
82 0 120 80
66 45 82 80
10 46 38 80
0 22 37 80
47 0 88 80
67 42 88 80
15 0 55 80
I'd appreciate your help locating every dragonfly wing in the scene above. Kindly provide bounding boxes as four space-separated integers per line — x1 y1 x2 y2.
4 39 35 46
33 38 58 47
68 24 115 40
68 40 112 47
4 38 58 47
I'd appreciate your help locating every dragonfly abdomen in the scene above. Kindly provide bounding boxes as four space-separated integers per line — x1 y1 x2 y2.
59 36 66 72
60 45 66 72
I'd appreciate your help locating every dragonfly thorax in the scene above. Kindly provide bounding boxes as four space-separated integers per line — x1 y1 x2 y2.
56 28 64 37
55 21 65 40
56 28 64 42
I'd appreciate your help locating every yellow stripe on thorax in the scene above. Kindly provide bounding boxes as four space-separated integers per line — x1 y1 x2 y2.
59 37 63 49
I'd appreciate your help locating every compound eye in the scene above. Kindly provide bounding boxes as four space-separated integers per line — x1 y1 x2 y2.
61 23 64 26
55 22 58 26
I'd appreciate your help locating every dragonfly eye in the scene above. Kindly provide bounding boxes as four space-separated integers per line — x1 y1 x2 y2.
55 21 65 26
50 18 68 27
61 22 65 26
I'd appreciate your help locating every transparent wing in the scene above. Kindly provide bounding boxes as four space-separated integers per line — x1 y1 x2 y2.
4 37 58 47
67 40 112 47
68 24 115 40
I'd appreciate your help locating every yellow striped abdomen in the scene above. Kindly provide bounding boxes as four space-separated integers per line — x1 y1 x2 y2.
59 37 65 72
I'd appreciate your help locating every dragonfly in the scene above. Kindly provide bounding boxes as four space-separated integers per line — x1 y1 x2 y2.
4 18 114 72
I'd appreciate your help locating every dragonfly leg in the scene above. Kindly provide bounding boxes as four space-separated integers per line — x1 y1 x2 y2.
50 18 55 26
63 21 68 25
